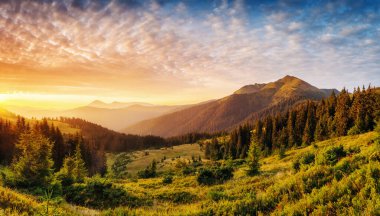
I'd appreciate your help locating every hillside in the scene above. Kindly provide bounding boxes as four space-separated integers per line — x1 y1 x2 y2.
124 76 337 137
1 132 378 215
5 103 187 131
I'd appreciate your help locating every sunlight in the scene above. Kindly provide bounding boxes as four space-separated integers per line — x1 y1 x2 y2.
0 92 89 109
0 93 9 103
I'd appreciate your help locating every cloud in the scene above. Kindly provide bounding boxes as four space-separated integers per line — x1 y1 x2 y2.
0 0 379 105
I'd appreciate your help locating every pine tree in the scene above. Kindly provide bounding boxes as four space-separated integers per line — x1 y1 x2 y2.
57 155 76 185
12 131 54 187
302 102 316 145
287 110 296 147
335 89 352 136
52 127 65 170
246 135 260 176
73 142 88 182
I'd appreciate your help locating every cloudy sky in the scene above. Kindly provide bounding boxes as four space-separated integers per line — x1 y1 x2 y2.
0 0 379 109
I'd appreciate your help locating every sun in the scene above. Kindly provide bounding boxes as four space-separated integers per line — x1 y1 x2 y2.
0 94 9 103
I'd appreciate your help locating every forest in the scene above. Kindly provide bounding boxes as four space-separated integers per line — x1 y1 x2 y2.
204 86 380 160
0 86 379 215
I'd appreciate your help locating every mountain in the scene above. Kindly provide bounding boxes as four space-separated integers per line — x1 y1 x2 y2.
87 100 154 109
124 76 338 137
59 105 186 131
4 103 188 131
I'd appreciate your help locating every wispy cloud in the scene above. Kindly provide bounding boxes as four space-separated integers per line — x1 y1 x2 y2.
0 0 379 106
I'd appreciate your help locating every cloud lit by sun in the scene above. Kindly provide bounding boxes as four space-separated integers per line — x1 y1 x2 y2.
0 0 379 108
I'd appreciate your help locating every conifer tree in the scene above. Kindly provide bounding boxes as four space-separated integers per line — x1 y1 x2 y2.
335 89 352 136
246 135 260 176
12 131 54 187
73 142 88 182
287 110 296 147
302 102 316 145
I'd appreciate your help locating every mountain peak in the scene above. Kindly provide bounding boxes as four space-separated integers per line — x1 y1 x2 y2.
280 75 300 82
88 100 106 106
234 83 266 94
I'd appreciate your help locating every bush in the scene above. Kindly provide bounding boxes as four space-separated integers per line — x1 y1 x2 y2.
197 166 233 185
182 166 196 175
137 160 157 179
319 145 346 165
207 188 228 201
64 178 146 209
197 169 215 186
292 153 315 172
162 175 173 184
300 153 315 165
156 191 197 204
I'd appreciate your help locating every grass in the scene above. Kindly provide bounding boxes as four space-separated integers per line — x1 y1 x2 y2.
1 132 379 215
108 143 204 175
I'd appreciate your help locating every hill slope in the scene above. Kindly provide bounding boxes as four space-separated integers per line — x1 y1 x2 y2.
4 104 188 131
124 76 337 137
2 131 378 215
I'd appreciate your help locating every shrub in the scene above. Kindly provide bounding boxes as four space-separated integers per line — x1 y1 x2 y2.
64 178 145 209
137 160 157 179
197 169 215 185
292 153 315 172
318 145 346 165
292 159 301 172
182 166 196 175
156 191 197 204
207 189 228 201
197 166 233 185
299 153 315 165
162 175 173 184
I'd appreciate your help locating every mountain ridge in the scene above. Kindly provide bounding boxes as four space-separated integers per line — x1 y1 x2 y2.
123 76 338 137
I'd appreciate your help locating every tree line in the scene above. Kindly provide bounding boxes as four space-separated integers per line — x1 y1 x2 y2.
204 86 380 160
0 116 215 176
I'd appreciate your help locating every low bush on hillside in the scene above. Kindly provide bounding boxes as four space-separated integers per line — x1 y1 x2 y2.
63 178 147 209
137 160 157 179
156 190 197 204
197 166 233 185
292 152 316 172
317 145 347 165
162 175 173 184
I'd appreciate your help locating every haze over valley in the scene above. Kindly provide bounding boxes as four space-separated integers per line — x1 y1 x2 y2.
0 0 379 215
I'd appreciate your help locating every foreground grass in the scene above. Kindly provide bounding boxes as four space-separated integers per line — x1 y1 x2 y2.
1 132 379 215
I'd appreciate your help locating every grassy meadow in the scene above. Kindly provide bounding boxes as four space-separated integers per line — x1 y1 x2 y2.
1 131 378 215
107 143 203 175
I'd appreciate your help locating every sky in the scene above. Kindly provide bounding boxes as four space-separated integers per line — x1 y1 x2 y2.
0 0 379 109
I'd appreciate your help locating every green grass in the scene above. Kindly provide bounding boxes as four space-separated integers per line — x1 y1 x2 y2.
103 132 379 215
108 143 204 175
1 132 379 215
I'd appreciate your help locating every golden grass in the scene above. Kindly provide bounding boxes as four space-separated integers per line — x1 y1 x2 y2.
109 143 204 175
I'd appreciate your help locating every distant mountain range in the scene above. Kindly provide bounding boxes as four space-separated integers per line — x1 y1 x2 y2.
4 102 188 131
87 100 155 109
3 76 339 136
123 76 339 137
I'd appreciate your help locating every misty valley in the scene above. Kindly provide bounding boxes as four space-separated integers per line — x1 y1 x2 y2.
0 0 379 215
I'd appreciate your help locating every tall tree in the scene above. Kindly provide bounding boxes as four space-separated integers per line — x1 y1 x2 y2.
12 131 54 187
335 89 352 136
302 102 316 145
246 135 260 176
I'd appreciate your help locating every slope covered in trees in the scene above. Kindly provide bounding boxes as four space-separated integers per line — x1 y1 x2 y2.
124 76 338 137
204 86 380 160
